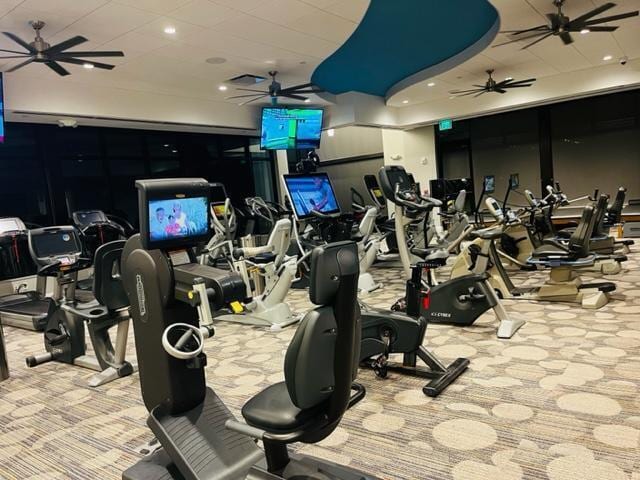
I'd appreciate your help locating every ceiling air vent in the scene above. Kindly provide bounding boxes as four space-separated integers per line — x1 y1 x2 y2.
227 74 267 86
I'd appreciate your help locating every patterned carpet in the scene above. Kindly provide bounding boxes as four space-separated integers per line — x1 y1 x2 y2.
1 250 639 480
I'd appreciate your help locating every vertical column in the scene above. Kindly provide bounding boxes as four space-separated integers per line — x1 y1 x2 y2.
0 324 9 381
274 150 289 204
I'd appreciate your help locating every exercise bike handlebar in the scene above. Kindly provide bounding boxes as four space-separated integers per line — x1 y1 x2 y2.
393 184 433 212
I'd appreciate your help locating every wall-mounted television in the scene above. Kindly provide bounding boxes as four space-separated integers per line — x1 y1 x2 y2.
0 73 5 143
260 107 323 150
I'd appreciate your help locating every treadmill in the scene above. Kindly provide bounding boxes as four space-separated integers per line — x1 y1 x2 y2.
0 217 52 331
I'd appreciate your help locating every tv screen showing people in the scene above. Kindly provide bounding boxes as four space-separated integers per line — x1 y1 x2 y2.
261 107 323 150
283 173 340 220
148 196 209 242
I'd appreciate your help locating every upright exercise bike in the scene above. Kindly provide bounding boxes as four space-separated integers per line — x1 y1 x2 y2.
25 227 136 387
378 165 525 339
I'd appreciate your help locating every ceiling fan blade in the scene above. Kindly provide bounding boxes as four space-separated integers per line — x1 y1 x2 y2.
0 55 31 59
0 47 30 55
494 88 507 94
454 90 486 97
279 82 314 93
493 31 549 47
234 88 268 93
55 51 124 58
503 84 534 88
571 2 616 25
576 25 618 31
522 32 554 49
44 61 70 76
46 36 88 55
581 10 639 25
239 95 269 106
449 88 484 94
3 32 36 53
56 58 115 70
5 57 35 72
226 94 265 99
559 32 574 45
474 91 487 98
287 89 323 94
280 93 308 101
500 25 548 35
504 78 537 85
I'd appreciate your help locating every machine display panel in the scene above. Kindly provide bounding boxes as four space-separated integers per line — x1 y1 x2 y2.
282 173 340 220
148 197 209 243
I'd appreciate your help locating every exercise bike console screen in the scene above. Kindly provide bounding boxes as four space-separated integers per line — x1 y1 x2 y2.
137 178 211 250
148 197 208 242
283 173 340 220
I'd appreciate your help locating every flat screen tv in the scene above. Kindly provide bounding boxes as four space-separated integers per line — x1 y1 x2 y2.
260 107 323 150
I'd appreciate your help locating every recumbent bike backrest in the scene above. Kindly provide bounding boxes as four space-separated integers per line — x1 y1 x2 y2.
283 241 360 433
568 205 597 258
93 240 129 312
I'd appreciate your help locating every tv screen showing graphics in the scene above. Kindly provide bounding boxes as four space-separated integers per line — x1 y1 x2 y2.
282 173 340 220
137 178 211 250
261 107 324 150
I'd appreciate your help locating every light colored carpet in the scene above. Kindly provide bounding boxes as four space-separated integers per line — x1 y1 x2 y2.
1 251 639 480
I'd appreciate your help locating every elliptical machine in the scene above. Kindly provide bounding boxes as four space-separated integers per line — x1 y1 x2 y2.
25 228 136 387
202 189 299 330
121 177 380 480
378 165 525 339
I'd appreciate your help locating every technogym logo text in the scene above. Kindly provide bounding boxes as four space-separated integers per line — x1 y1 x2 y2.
136 274 146 318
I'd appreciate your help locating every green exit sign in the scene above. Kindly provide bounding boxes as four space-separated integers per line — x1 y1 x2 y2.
439 119 453 131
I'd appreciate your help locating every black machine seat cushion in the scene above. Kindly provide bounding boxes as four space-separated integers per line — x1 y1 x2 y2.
410 247 437 258
532 243 570 258
241 382 325 433
248 252 276 264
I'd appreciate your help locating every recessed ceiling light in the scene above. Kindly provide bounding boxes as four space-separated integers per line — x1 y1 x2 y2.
218 85 228 91
427 82 435 87
580 28 590 34
163 144 169 147
206 57 226 65
171 149 178 153
327 129 335 137
505 77 513 81
83 63 94 69
304 98 311 103
449 96 456 99
164 26 176 34
264 60 276 64
603 55 613 61
402 100 409 104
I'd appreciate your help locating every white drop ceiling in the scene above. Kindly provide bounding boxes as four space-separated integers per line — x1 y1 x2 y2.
387 0 640 107
0 0 638 129
0 0 369 105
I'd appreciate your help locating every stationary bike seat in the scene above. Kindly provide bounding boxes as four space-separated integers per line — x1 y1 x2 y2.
248 253 277 264
423 249 449 268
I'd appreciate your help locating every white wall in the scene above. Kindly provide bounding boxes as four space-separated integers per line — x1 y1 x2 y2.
381 126 438 190
315 126 383 160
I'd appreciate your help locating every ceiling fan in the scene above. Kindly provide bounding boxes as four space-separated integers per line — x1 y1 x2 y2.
226 71 324 105
449 70 536 98
495 0 639 49
0 20 124 76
